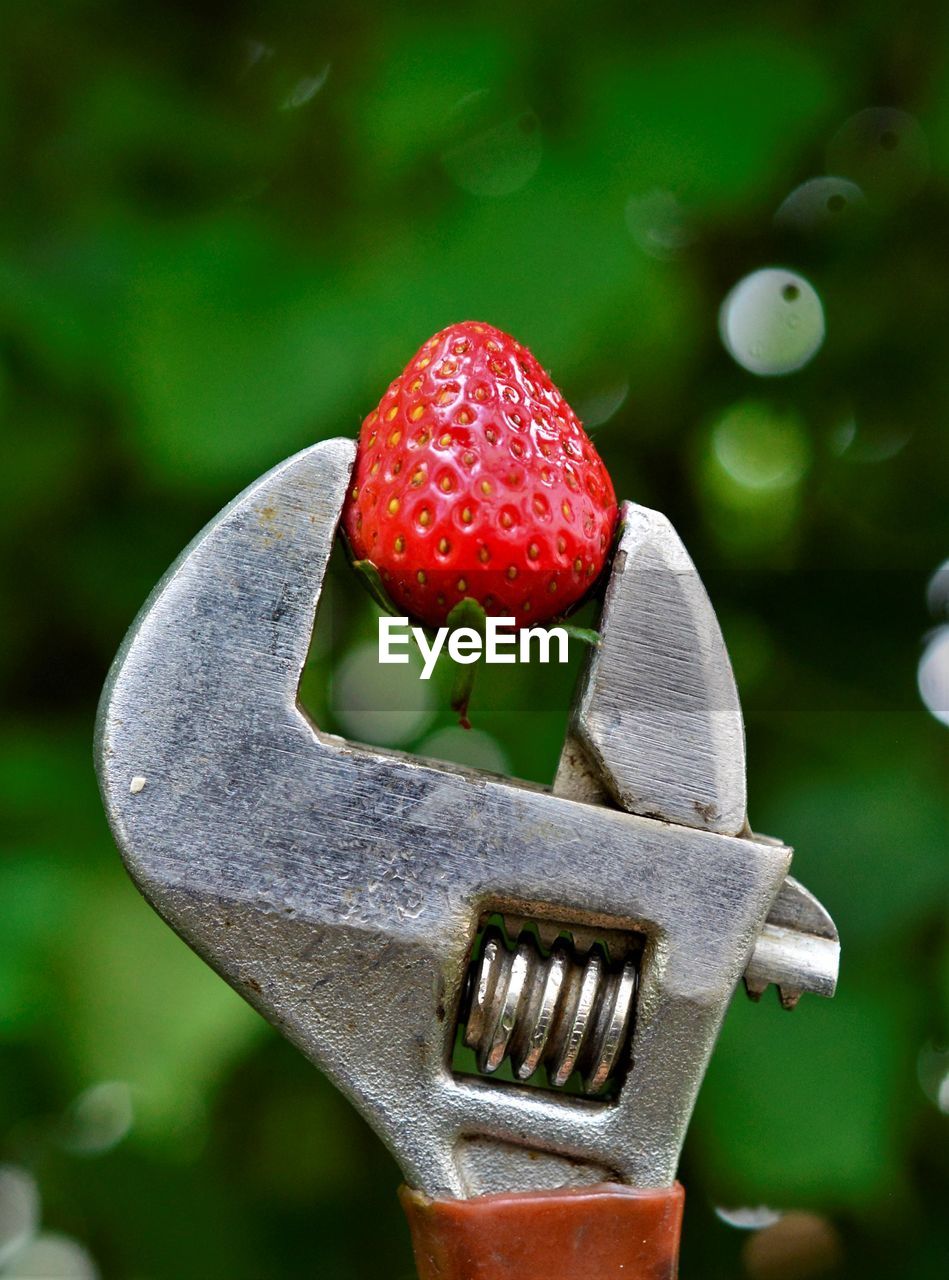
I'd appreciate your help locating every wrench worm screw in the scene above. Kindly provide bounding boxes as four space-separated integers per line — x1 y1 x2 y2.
460 924 640 1096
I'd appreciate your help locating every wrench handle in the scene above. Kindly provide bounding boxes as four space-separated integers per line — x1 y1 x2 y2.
400 1182 684 1280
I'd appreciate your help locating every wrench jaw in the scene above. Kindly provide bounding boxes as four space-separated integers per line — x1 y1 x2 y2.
555 500 747 835
94 436 357 908
556 502 839 1010
95 437 837 1202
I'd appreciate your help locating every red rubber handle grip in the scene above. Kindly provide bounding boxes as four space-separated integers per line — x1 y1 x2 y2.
400 1181 684 1280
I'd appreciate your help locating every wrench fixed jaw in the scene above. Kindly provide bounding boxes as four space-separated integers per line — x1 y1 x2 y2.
95 438 825 1199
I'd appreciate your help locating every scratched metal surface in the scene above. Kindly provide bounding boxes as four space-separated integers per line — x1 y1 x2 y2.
95 439 835 1197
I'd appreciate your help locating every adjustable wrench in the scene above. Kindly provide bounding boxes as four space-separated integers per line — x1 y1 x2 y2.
95 439 838 1278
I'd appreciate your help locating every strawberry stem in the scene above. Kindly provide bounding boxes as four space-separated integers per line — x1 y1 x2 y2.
446 598 487 729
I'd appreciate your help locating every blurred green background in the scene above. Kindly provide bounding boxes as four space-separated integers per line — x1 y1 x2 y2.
1 0 947 1276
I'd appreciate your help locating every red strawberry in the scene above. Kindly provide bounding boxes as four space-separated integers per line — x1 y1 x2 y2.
342 321 617 629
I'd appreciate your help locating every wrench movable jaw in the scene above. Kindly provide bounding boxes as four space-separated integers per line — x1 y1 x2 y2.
95 438 833 1200
557 501 747 836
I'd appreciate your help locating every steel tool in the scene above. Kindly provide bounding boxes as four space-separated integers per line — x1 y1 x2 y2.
95 439 839 1279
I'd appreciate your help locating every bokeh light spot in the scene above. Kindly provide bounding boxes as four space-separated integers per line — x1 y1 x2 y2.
281 66 331 111
829 415 911 462
0 1167 39 1268
625 189 695 259
827 107 930 204
417 726 510 774
62 1080 134 1155
441 92 542 198
330 640 435 746
925 559 949 618
4 1233 99 1279
715 1205 783 1231
742 1212 843 1279
917 1041 949 1112
574 380 629 429
720 269 825 376
917 626 949 727
711 401 810 492
774 176 865 233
